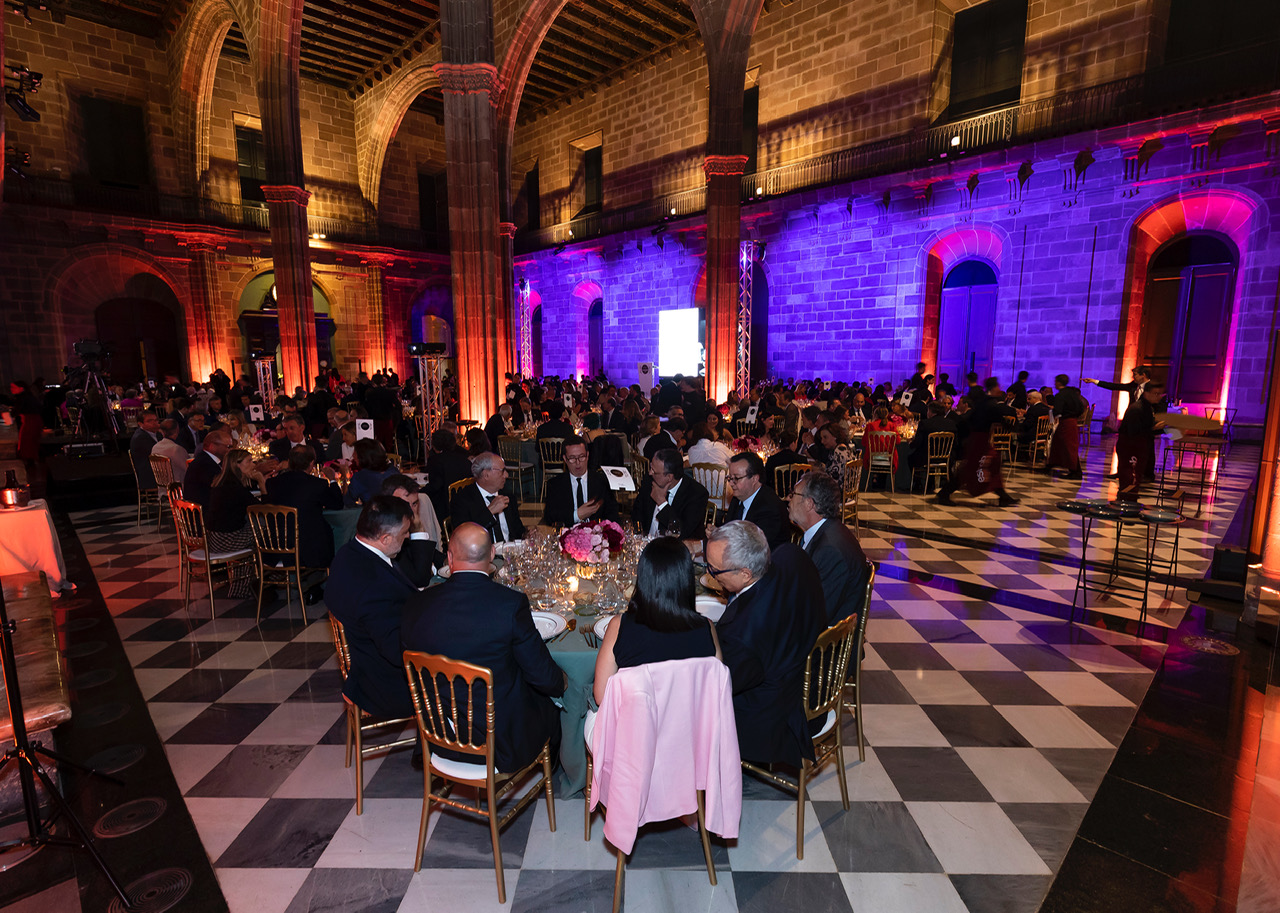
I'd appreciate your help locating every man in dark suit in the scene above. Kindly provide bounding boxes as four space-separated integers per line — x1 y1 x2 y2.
325 496 418 719
908 402 958 470
764 432 808 490
599 397 627 433
541 436 619 528
401 523 566 772
1007 370 1030 410
789 470 870 625
717 452 788 548
269 414 327 463
642 418 685 461
380 474 440 585
484 404 514 449
710 523 826 766
450 451 526 542
1017 390 1052 451
262 445 344 571
129 410 163 487
183 428 230 508
634 448 709 539
536 401 575 440
425 428 473 523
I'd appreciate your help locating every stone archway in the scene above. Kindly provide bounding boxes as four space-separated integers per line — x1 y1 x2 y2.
919 225 1008 376
169 0 245 193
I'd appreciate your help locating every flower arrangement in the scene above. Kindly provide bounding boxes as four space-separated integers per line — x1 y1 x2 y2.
559 519 626 565
732 435 761 453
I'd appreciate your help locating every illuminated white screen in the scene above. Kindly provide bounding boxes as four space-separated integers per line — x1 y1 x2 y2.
658 309 702 378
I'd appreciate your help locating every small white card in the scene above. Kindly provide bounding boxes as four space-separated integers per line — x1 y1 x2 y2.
601 466 636 492
248 405 265 423
745 404 760 424
355 418 375 440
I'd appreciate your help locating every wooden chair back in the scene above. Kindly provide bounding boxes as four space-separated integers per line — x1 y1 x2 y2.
247 504 301 563
690 462 729 510
804 615 857 725
773 462 814 497
538 437 566 470
329 615 352 681
149 454 176 489
403 651 494 764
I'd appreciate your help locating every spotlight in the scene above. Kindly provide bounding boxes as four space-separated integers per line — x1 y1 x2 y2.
407 342 429 356
950 135 960 147
5 88 38 122
309 232 326 240
755 187 763 195
670 207 676 216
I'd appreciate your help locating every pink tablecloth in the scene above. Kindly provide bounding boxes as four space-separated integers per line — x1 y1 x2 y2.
0 499 68 592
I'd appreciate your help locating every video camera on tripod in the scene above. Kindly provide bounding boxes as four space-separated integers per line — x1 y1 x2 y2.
64 339 120 441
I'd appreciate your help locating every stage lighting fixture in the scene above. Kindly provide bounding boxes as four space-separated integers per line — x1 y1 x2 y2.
554 243 567 255
407 342 428 356
6 88 38 122
423 342 446 355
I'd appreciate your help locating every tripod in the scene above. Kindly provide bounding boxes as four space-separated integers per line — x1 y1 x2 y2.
0 585 133 907
70 362 121 442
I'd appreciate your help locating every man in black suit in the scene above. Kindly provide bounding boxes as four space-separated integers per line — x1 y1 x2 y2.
401 523 566 772
380 474 440 585
599 397 626 433
450 451 526 542
325 496 418 719
425 428 473 523
634 448 709 539
716 452 788 548
1017 390 1052 451
908 402 958 470
764 432 808 490
710 522 826 766
536 401 575 440
129 410 163 487
484 403 514 449
263 445 344 571
269 414 327 463
183 428 230 508
185 412 208 454
789 470 870 625
1007 371 1031 410
642 418 685 461
541 437 619 528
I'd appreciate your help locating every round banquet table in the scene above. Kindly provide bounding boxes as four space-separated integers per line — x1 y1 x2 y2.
0 499 70 594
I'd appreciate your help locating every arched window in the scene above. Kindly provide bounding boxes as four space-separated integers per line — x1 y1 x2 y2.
1140 234 1236 402
937 259 998 384
588 298 604 379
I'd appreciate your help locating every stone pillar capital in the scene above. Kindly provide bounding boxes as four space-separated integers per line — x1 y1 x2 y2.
703 154 749 178
261 185 313 207
498 222 518 238
433 62 500 96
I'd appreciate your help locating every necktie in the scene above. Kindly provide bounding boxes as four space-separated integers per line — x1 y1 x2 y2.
574 476 583 510
484 494 505 541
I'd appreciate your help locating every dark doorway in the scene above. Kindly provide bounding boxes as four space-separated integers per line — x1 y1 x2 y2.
1140 234 1236 403
748 260 769 383
937 260 998 384
588 299 604 379
95 298 182 385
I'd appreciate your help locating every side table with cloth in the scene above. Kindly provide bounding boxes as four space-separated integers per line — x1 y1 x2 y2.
0 501 70 594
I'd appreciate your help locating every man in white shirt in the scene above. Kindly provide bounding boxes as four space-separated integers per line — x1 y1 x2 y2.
789 470 869 626
151 418 190 484
450 451 526 541
540 437 619 527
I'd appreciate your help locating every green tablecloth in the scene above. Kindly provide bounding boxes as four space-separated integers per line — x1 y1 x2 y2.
547 627 599 797
324 507 362 553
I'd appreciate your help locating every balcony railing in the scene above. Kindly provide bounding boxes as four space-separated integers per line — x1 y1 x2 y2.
516 40 1280 254
2 178 448 252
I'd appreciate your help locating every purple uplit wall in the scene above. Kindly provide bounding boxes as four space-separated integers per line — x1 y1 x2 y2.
515 114 1280 424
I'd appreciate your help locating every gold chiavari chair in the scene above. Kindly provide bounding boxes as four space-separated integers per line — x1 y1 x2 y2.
1080 401 1096 443
841 459 862 528
498 435 536 504
741 613 858 859
914 432 953 495
843 562 876 762
538 437 566 501
1030 414 1053 469
403 651 556 903
129 454 162 527
863 431 899 493
690 462 729 514
247 504 325 624
170 497 255 620
148 454 176 529
990 430 1016 478
328 617 416 815
773 462 814 498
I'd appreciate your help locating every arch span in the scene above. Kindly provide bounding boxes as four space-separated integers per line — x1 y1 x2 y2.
919 226 1009 375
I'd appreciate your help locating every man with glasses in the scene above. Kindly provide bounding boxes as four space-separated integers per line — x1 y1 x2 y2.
541 436 619 528
789 470 869 625
450 451 526 542
708 521 826 766
634 448 708 539
712 452 787 548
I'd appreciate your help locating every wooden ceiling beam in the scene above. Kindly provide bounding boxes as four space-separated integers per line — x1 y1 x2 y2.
624 0 697 38
586 0 689 42
574 0 669 45
528 43 613 83
527 62 582 95
301 18 405 56
552 8 655 58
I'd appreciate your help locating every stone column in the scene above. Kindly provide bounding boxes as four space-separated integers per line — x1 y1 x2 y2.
262 184 317 392
703 154 748 404
184 239 223 382
363 259 389 373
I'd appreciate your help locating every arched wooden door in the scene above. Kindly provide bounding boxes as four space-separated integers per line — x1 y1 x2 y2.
937 260 998 383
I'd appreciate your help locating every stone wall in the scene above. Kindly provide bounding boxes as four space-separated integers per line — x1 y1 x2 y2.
377 109 448 230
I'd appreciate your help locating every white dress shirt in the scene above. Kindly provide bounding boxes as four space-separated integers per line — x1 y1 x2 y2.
648 478 682 537
801 518 826 550
478 485 511 541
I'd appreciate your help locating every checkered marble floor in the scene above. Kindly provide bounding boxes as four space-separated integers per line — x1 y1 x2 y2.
19 494 1182 913
855 439 1257 630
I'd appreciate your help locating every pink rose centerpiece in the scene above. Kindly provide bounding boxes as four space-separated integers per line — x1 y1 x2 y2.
732 435 761 453
559 519 626 567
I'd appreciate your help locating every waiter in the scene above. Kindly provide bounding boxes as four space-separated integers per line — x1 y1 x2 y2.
1047 374 1087 481
935 377 1020 508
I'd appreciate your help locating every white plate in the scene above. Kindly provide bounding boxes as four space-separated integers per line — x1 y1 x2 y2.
592 615 617 641
531 611 567 641
695 594 727 623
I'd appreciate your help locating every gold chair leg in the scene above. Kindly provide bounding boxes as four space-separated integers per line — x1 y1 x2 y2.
542 744 556 832
796 761 808 860
835 728 850 811
296 571 308 625
612 846 625 913
414 766 431 872
488 784 506 904
255 566 266 625
855 694 866 762
206 565 217 621
344 708 354 768
354 712 364 815
584 751 593 841
697 789 716 886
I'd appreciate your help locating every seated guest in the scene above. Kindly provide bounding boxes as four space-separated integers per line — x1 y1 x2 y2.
451 451 526 542
186 412 208 453
325 408 350 457
327 420 357 462
465 427 492 458
130 411 163 488
344 438 397 507
764 432 808 490
536 401 576 440
687 423 733 466
269 414 326 463
263 445 344 574
151 418 189 484
788 471 870 625
635 415 662 457
908 402 958 470
380 474 440 584
716 452 787 549
425 428 473 522
326 496 418 719
1018 390 1052 449
860 407 898 474
635 448 709 539
485 403 515 449
401 522 567 772
709 522 826 766
183 428 230 508
225 410 257 446
644 419 686 462
593 536 720 706
206 448 265 598
541 436 619 528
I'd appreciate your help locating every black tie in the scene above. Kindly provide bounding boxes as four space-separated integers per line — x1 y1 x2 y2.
484 494 503 541
574 476 584 511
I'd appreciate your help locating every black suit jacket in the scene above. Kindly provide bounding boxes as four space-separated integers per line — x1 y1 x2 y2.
484 415 509 449
269 436 327 464
634 476 709 539
263 470 345 567
764 450 809 490
426 449 474 520
130 429 161 487
725 485 789 549
401 572 566 772
716 544 827 765
541 469 619 528
183 451 220 507
600 410 627 433
642 431 678 461
804 520 870 626
450 483 526 542
908 416 957 467
326 539 420 718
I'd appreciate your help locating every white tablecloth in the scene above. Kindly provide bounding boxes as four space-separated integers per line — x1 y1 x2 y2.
0 499 69 592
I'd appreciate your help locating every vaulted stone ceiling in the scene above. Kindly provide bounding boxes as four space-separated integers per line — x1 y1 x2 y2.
49 0 702 125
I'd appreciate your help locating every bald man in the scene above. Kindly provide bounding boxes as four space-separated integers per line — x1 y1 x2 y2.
400 523 566 772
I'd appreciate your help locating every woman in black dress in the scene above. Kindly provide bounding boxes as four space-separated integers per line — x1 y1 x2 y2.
593 536 721 705
207 448 265 598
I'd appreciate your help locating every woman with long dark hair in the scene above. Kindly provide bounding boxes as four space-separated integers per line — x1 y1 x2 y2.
344 437 396 507
592 537 721 704
207 447 264 598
